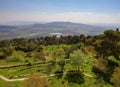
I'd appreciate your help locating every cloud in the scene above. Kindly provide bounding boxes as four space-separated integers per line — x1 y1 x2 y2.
0 12 120 24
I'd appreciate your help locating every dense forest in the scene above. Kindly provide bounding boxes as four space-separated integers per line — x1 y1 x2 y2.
0 29 120 87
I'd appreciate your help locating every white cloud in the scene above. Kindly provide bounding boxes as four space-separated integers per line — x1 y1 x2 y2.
0 12 120 24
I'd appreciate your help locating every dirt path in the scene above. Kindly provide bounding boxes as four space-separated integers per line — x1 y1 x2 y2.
83 73 93 77
0 72 93 82
0 75 27 81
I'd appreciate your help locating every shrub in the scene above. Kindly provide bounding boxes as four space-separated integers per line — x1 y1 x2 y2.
34 51 45 61
110 67 120 87
6 51 25 62
24 73 50 87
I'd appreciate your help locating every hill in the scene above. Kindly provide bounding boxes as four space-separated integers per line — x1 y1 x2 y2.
0 22 107 40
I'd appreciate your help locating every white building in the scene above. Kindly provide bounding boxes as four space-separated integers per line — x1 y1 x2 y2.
50 33 62 38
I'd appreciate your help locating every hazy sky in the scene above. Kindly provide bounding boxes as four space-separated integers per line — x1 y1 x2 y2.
0 0 120 24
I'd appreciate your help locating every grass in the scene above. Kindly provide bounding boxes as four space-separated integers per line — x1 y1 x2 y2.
0 78 23 87
0 44 114 87
0 60 19 66
0 63 46 79
0 57 113 87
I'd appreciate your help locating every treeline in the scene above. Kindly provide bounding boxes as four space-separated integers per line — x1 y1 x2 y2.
0 29 119 55
0 34 87 53
0 34 86 46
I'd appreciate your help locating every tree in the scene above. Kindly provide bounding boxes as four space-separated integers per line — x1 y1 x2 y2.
84 46 95 55
93 30 120 83
76 42 84 49
95 30 120 60
0 51 6 59
26 42 38 52
80 34 86 43
95 57 108 72
6 51 26 62
24 73 50 87
34 51 45 61
70 49 86 72
2 46 14 57
116 28 119 32
110 67 120 87
63 45 78 58
0 40 10 48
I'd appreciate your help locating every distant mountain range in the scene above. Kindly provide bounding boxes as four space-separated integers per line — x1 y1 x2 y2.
0 22 115 40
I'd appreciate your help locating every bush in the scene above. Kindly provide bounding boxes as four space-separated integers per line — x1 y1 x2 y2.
6 51 25 62
24 73 50 87
0 51 6 59
7 55 24 62
110 67 120 87
95 57 108 72
34 51 45 61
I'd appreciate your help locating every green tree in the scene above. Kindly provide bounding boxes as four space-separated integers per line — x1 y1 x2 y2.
6 51 26 62
70 49 86 72
95 30 120 60
95 57 108 72
63 45 78 58
26 42 38 52
0 40 10 48
34 51 45 61
110 67 120 87
0 51 6 59
2 46 14 57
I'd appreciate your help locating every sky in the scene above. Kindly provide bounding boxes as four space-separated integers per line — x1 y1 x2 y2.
0 0 120 25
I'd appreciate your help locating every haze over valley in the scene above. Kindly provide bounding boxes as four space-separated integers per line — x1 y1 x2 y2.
0 21 117 40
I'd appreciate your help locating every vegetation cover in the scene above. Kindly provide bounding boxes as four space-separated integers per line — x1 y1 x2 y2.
0 29 120 87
